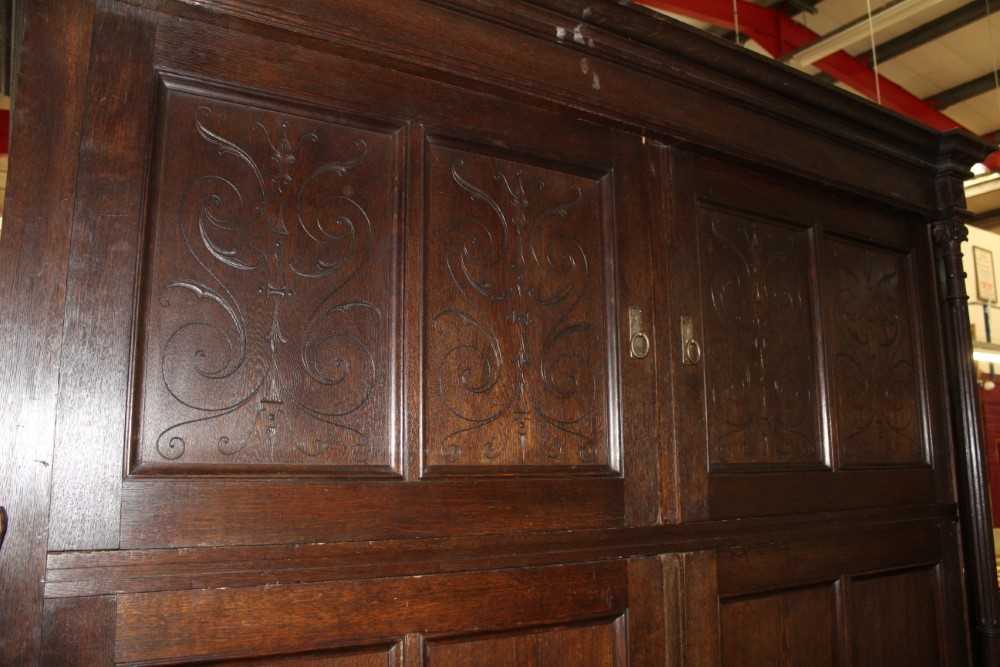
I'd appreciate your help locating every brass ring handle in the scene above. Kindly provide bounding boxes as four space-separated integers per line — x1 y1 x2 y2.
680 315 702 366
630 332 651 359
684 338 702 365
628 307 651 359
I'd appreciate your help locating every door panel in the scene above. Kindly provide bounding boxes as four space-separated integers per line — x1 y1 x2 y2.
425 619 623 667
822 237 925 467
199 647 397 667
47 5 661 551
668 151 947 520
720 584 837 667
849 568 942 667
423 139 617 475
134 75 402 476
699 203 823 471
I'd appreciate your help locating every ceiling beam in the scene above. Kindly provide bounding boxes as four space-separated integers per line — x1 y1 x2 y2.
860 1 989 66
927 73 998 109
782 0 946 69
815 1 989 85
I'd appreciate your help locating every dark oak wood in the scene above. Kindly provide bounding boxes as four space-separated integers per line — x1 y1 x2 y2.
42 506 955 598
40 596 115 667
115 561 627 664
48 0 158 552
0 1 96 663
668 151 952 522
1 0 995 664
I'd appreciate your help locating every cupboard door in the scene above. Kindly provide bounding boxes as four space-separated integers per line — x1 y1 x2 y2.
667 151 950 520
47 4 661 553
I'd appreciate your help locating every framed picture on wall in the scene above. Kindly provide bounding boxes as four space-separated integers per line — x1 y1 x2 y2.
974 246 998 303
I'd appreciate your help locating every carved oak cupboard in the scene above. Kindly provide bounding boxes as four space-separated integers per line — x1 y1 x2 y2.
0 0 995 665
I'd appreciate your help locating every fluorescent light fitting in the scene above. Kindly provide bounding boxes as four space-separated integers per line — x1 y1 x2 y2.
784 0 945 69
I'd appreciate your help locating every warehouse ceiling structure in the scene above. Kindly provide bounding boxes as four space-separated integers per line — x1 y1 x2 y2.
639 0 1000 224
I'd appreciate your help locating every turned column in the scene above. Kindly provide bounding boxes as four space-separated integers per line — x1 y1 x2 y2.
933 134 1000 665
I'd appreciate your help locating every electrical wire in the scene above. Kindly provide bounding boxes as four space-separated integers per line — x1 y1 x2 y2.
985 0 1000 121
732 0 741 45
865 0 883 105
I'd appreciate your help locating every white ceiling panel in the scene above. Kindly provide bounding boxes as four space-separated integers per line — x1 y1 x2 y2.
947 89 1000 134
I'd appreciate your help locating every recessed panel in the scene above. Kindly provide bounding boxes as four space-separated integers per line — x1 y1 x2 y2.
198 646 395 666
426 619 623 667
132 77 400 475
823 239 923 466
720 585 836 667
423 140 616 474
849 568 941 667
699 205 822 469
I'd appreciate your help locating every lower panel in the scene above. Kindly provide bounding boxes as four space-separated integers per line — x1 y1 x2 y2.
114 562 629 665
424 618 624 667
849 568 943 667
709 521 966 667
720 585 837 667
194 646 398 667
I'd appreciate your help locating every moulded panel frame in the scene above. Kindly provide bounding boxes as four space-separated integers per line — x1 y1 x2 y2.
127 71 408 480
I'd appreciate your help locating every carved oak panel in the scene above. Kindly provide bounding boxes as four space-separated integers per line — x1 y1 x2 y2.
423 140 617 474
132 78 400 474
823 239 923 466
699 205 823 469
425 619 623 666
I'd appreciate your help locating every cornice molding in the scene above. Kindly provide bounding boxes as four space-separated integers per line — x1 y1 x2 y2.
123 0 993 187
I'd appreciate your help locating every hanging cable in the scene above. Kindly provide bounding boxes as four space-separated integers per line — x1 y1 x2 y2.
732 0 742 45
985 0 1000 121
865 0 883 105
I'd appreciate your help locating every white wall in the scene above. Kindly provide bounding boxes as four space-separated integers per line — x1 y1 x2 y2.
963 225 1000 374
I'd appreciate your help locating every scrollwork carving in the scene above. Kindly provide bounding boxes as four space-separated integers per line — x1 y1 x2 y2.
827 241 920 464
700 208 819 467
139 89 392 469
427 148 607 469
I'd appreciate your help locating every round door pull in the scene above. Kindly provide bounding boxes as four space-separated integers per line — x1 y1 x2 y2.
683 338 702 365
630 332 651 359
